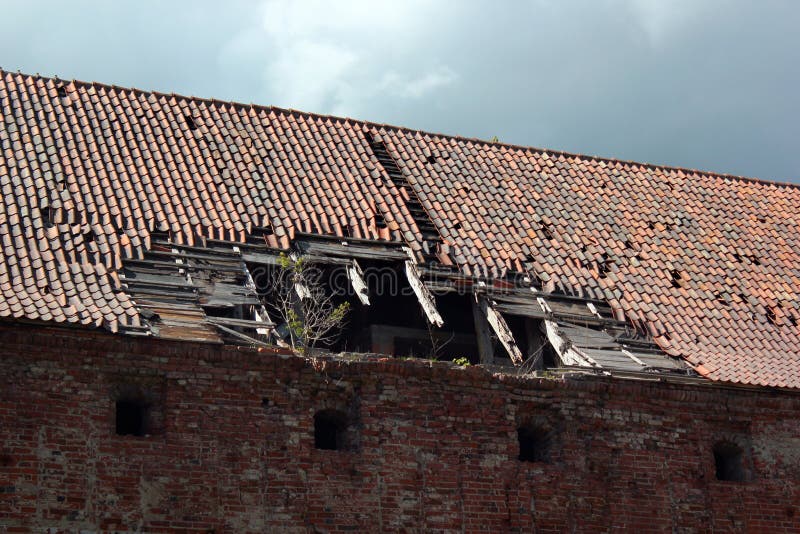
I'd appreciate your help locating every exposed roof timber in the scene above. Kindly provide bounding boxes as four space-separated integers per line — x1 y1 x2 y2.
476 292 524 365
404 254 444 327
211 322 272 347
347 260 371 306
294 235 408 262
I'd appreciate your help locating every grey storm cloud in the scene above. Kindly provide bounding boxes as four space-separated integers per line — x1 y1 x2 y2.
1 0 798 182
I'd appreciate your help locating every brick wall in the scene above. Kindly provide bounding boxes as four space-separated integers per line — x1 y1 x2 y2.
1 323 799 532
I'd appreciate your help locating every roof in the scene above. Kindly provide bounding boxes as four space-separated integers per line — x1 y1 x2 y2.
0 69 798 388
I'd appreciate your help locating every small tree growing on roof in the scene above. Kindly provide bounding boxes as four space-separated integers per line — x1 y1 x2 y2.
265 253 350 355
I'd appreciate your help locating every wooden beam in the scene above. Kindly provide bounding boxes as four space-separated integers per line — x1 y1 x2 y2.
472 295 495 365
404 259 444 327
480 296 523 365
347 260 371 305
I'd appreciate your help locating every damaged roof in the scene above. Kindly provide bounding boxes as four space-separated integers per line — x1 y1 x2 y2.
0 69 799 388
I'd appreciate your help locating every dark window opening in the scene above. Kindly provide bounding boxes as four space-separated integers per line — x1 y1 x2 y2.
314 409 349 451
714 441 745 481
517 424 553 463
115 399 149 436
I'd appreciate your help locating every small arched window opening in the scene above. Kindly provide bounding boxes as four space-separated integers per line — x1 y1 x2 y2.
714 441 746 481
314 409 350 451
517 424 553 463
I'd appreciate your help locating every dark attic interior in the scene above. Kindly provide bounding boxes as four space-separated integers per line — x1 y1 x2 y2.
118 229 692 378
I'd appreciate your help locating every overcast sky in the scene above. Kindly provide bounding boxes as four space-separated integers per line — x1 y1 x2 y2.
1 0 798 182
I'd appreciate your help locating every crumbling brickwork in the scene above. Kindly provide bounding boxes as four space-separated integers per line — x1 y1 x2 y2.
1 323 799 532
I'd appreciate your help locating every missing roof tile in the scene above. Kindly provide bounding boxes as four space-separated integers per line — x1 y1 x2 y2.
426 155 437 165
766 307 778 326
669 269 683 289
57 85 68 98
184 113 198 131
375 213 388 230
540 223 554 241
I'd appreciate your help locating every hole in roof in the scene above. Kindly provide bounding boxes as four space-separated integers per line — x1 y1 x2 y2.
766 307 778 326
261 397 270 407
738 292 748 303
453 222 462 231
375 213 388 229
57 85 68 98
426 155 437 165
623 239 633 250
42 285 51 295
84 230 95 243
342 224 352 238
757 216 766 223
184 114 198 131
647 222 655 230
714 292 729 306
669 269 683 288
664 222 673 231
42 207 54 227
789 314 798 327
540 223 554 241
597 253 612 279
749 255 761 266
118 227 127 236
732 253 742 263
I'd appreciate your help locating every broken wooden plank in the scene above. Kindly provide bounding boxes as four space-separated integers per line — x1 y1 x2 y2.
210 323 271 347
347 260 370 305
205 316 275 329
479 295 523 365
295 238 408 261
404 258 444 327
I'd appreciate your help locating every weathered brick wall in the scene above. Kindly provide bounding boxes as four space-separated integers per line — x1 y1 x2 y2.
1 323 799 533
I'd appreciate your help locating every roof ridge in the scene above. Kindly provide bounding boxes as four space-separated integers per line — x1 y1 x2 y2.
2 67 798 191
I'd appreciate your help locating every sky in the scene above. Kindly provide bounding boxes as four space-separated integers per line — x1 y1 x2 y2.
1 0 798 183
